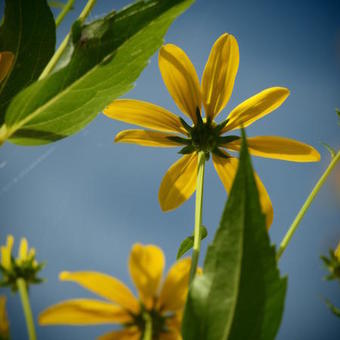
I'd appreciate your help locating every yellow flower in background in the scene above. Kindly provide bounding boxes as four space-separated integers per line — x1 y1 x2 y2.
335 242 340 262
104 33 320 228
39 243 195 339
0 51 14 83
0 296 9 339
0 235 43 290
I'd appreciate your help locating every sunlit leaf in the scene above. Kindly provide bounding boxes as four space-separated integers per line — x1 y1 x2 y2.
182 129 287 340
4 0 194 146
0 0 56 124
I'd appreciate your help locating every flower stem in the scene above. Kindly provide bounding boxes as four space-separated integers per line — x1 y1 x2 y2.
17 278 36 340
55 0 75 28
189 151 206 283
39 0 97 80
142 313 152 340
277 150 340 260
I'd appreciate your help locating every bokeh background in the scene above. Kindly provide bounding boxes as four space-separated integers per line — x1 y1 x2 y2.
1 0 340 338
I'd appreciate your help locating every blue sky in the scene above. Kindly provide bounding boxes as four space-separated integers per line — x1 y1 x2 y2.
1 0 340 339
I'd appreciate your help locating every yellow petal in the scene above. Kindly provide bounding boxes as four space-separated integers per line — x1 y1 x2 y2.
224 87 290 132
39 299 132 325
59 271 139 314
159 153 198 211
1 235 14 270
160 331 182 340
103 100 186 134
159 44 201 123
158 258 191 312
226 136 320 162
129 243 165 309
0 296 9 337
202 33 239 120
98 327 141 340
162 313 182 340
212 154 273 228
0 51 14 83
18 238 28 261
115 130 183 148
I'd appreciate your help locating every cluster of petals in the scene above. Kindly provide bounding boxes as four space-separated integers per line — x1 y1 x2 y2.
39 244 194 340
104 33 320 228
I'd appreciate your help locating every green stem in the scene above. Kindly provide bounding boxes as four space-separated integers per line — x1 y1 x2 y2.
17 278 36 340
39 0 97 80
55 0 75 28
189 151 206 283
277 150 340 260
142 313 152 340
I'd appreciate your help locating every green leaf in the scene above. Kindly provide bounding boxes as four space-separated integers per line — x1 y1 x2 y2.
182 129 287 340
4 0 194 146
325 299 340 317
177 226 208 260
0 0 56 124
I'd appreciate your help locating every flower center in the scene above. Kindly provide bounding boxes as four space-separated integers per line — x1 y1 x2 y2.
169 108 240 159
130 304 172 339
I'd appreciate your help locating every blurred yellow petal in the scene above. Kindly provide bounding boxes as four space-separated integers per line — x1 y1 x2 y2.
0 51 14 83
39 299 132 325
160 331 182 340
0 296 9 338
335 242 340 261
98 327 141 340
129 244 165 309
59 271 139 313
212 154 273 228
159 153 198 211
159 44 201 123
18 238 28 261
115 130 183 148
1 235 14 269
226 136 320 162
104 100 186 134
158 258 191 312
224 87 290 132
202 33 239 120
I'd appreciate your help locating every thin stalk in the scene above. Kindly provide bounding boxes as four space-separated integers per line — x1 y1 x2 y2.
39 0 97 80
142 313 152 340
189 151 206 283
55 0 75 28
277 150 340 260
17 278 36 340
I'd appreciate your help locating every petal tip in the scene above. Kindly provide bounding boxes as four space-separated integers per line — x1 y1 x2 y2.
59 271 70 281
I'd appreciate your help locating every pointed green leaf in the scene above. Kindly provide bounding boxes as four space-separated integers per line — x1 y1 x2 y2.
4 0 194 146
0 0 56 124
325 299 340 317
182 129 287 340
177 226 208 260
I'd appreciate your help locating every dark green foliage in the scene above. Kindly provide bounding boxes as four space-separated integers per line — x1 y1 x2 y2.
177 226 208 260
0 0 56 123
4 0 194 145
182 129 287 340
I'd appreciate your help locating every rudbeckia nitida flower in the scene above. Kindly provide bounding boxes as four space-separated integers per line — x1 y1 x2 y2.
104 33 320 228
39 244 196 340
321 241 340 282
0 235 44 291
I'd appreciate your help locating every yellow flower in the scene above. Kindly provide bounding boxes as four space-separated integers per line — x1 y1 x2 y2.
103 33 320 228
0 51 14 83
39 243 195 339
0 235 42 290
335 242 340 262
0 296 9 339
